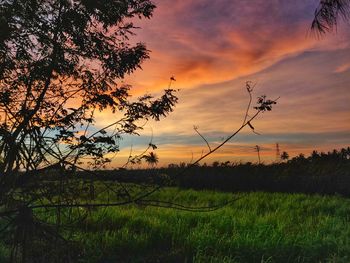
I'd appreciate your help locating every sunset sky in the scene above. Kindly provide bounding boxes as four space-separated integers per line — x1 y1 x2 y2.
99 0 350 167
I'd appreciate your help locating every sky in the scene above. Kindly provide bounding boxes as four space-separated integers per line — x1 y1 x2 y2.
98 0 350 167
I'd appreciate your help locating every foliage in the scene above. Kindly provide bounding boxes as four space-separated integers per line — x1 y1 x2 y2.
280 151 289 161
172 147 350 195
0 0 177 174
0 0 179 261
103 147 350 196
0 1 279 261
142 151 159 167
312 0 350 33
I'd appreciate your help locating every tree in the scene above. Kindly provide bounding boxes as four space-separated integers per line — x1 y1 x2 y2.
312 0 350 33
281 151 289 162
0 0 179 176
0 1 279 261
0 0 178 261
142 151 159 167
212 161 220 167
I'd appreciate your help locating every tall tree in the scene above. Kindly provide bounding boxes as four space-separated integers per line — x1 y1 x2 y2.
0 1 178 261
0 0 179 181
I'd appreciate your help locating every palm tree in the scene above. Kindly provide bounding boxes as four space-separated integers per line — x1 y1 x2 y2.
312 0 350 33
143 152 159 168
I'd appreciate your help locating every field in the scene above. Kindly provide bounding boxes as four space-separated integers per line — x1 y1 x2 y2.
5 188 345 263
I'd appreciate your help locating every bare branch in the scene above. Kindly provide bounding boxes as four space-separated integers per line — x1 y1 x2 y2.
242 81 255 126
194 125 212 151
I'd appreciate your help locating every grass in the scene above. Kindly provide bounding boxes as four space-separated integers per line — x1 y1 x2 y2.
63 188 350 262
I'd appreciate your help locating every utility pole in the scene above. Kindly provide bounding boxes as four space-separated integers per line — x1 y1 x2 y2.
276 143 281 163
255 145 261 164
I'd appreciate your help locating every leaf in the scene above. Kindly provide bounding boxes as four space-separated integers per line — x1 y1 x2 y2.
149 143 157 150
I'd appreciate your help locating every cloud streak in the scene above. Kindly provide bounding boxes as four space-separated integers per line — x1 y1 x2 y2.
96 1 350 167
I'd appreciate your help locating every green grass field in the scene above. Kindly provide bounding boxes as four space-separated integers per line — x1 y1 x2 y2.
2 188 350 262
62 188 350 263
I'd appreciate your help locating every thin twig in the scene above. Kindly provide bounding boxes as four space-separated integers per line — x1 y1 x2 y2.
194 125 211 151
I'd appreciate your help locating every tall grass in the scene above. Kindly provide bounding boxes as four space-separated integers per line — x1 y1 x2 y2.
64 189 350 262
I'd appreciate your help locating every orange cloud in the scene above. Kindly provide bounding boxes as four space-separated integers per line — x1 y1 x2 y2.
125 1 348 94
94 1 350 166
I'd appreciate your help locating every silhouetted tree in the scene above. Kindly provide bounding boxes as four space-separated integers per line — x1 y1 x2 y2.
281 151 289 161
311 150 320 160
142 151 159 167
340 147 350 159
0 2 280 261
212 161 220 167
0 0 178 261
0 0 178 176
220 161 231 167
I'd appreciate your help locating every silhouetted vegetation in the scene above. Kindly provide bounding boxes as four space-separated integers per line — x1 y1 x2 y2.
0 0 180 261
97 147 350 196
312 0 350 34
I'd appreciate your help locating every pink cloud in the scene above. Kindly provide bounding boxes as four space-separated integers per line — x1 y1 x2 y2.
96 1 350 165
334 63 350 73
125 1 347 93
